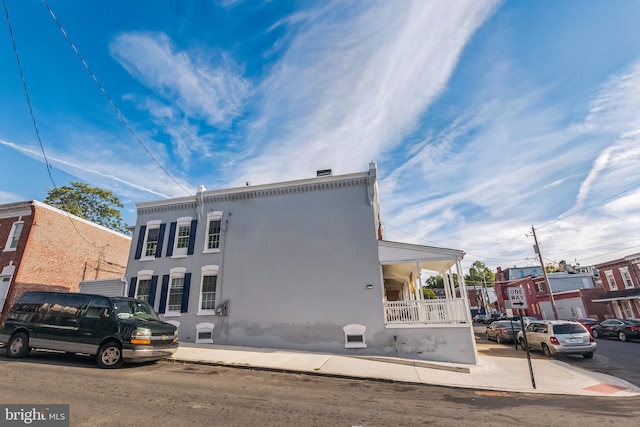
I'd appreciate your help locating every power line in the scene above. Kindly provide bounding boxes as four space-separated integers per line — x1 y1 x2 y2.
3 0 56 188
537 181 640 230
42 0 191 197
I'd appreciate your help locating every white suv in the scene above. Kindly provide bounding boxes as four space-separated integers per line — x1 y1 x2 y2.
517 320 596 359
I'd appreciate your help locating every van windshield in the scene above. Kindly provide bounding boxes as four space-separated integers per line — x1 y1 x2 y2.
111 299 160 321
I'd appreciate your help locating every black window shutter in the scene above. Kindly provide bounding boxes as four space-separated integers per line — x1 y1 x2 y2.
158 275 169 314
128 276 137 298
166 222 177 257
149 275 158 308
181 272 191 313
155 223 166 258
134 226 146 260
187 220 198 255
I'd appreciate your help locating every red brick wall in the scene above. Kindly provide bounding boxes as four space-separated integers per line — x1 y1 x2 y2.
2 202 131 317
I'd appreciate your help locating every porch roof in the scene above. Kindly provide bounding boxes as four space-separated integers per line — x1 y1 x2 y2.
378 240 465 277
591 287 640 302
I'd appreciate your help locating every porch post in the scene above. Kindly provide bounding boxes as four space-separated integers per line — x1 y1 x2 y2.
416 262 423 301
444 268 453 299
457 258 472 323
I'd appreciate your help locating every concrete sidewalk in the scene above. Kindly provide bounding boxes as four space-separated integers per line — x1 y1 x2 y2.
167 342 640 397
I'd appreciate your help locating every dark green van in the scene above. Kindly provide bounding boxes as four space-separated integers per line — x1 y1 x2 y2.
0 291 178 368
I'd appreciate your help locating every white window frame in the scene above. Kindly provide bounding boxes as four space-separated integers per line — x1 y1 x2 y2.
604 270 617 290
135 270 154 302
198 265 219 315
620 267 634 289
165 267 186 317
171 217 192 258
203 211 223 253
141 220 161 261
0 264 15 313
4 221 24 252
195 322 215 344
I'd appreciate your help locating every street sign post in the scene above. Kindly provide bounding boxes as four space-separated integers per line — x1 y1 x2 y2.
508 287 535 389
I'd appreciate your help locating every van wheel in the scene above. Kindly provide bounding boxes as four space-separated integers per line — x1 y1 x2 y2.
541 343 552 358
7 332 31 358
583 352 594 359
97 342 123 369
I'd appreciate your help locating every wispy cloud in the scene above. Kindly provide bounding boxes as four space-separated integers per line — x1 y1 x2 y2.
231 0 501 185
110 32 250 127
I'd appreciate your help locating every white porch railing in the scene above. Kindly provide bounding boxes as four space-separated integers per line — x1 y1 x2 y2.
384 299 469 325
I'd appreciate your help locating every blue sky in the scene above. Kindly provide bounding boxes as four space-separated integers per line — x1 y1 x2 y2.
2 0 640 272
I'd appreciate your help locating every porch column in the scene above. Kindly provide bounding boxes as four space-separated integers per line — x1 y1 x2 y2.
444 268 453 299
415 262 423 301
457 258 472 322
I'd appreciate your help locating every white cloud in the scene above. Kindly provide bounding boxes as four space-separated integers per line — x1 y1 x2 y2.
231 0 500 185
110 32 250 127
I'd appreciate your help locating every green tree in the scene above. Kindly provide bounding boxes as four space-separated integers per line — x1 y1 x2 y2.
465 261 495 287
44 181 129 234
424 274 459 289
422 288 437 299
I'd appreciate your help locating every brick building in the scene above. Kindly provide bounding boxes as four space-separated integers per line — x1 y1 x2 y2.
593 253 640 319
0 200 131 319
494 266 607 320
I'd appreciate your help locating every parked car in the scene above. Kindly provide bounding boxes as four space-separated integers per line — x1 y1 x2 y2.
591 319 640 342
473 314 488 323
517 320 596 359
485 313 501 324
0 291 179 368
486 320 522 344
569 317 599 333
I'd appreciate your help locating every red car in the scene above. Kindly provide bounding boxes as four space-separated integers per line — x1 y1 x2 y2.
570 318 599 333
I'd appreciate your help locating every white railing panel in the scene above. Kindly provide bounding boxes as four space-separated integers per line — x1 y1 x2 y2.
384 299 468 325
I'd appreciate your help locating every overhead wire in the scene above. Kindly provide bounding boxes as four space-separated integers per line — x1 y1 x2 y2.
3 0 55 188
41 0 192 197
2 0 130 268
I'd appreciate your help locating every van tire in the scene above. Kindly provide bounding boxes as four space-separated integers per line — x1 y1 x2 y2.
97 341 123 369
7 332 31 358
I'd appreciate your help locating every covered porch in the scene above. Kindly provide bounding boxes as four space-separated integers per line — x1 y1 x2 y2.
378 240 470 325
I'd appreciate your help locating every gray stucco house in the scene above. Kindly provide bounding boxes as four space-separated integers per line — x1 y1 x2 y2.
125 162 477 364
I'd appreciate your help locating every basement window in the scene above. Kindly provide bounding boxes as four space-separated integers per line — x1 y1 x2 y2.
196 322 215 344
343 324 367 349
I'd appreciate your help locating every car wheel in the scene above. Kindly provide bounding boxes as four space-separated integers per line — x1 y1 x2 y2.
486 334 492 341
541 343 552 358
518 338 527 351
496 334 503 344
583 352 594 359
618 331 627 342
97 341 123 369
591 329 599 338
6 332 31 359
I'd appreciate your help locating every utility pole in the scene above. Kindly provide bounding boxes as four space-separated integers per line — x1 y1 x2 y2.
531 225 559 320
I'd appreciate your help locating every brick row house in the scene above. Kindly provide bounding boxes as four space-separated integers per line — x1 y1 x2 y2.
493 265 609 320
125 163 479 364
0 200 131 320
593 253 640 319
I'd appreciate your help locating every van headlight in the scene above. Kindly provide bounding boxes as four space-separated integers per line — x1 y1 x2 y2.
131 328 151 345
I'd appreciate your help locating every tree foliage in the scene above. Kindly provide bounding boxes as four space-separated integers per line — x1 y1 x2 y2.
44 181 129 234
464 261 495 287
424 274 459 289
422 288 437 299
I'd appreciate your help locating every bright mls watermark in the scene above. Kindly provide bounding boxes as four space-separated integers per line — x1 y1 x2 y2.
1 405 68 426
